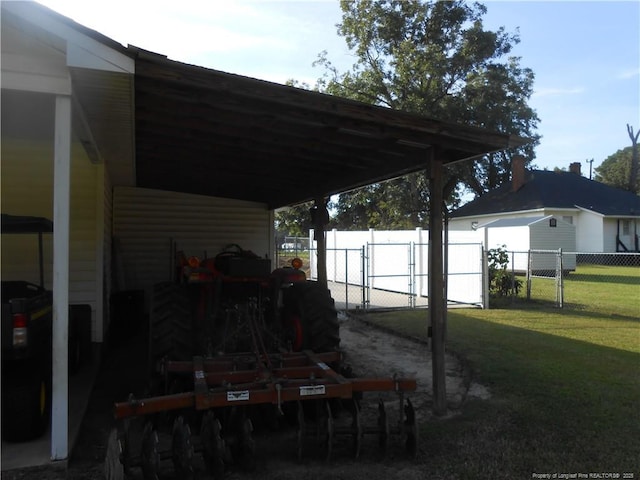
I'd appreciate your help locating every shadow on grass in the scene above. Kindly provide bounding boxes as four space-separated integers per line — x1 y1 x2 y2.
363 310 640 476
437 314 640 476
567 273 640 285
488 295 639 322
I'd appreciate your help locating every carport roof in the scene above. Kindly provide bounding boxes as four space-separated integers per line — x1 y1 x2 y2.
4 2 529 210
132 48 528 209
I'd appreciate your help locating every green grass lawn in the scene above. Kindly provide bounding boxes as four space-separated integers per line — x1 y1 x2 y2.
362 264 640 478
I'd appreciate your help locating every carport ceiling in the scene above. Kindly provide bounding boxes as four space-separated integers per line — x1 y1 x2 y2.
133 48 528 209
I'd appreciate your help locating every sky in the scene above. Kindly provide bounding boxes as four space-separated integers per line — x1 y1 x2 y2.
36 0 640 175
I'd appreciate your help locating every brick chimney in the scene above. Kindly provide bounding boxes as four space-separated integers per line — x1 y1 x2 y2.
569 162 582 175
511 155 526 192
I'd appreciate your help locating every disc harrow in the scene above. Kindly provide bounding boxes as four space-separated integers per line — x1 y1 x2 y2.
106 349 417 479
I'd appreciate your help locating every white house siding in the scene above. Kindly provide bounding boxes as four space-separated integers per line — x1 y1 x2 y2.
530 217 576 270
112 187 273 309
577 211 604 252
603 218 621 253
530 218 576 251
1 139 100 338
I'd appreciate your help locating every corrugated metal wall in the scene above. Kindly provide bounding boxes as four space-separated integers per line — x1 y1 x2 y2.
112 186 274 309
1 140 99 336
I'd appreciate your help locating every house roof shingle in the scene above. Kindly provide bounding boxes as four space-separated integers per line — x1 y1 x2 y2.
451 170 640 218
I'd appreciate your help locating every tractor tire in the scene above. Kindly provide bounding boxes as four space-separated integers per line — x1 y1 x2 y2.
284 281 340 353
1 367 50 441
148 282 193 376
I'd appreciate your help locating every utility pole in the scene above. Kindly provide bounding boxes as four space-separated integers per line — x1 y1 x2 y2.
586 158 594 180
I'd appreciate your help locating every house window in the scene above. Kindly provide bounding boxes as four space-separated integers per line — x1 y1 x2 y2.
562 215 573 224
549 218 557 227
621 220 630 236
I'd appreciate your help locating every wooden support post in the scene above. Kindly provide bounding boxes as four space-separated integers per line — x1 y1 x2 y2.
312 198 329 288
428 150 447 416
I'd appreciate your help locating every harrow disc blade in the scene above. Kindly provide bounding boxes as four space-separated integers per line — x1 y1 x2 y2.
201 411 225 478
140 422 160 480
324 402 334 462
377 400 389 453
172 416 195 480
351 400 363 459
404 398 418 459
120 419 135 476
104 428 124 480
238 417 257 472
296 401 305 461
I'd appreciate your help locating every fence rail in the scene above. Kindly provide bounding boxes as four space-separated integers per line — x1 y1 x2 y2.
499 251 639 309
276 244 639 312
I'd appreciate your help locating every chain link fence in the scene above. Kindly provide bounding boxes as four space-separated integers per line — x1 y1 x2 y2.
277 240 639 313
499 251 640 310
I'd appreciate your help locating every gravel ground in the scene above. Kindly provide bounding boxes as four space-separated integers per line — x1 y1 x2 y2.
4 315 487 480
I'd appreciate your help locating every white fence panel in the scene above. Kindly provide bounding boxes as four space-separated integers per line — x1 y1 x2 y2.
310 228 485 308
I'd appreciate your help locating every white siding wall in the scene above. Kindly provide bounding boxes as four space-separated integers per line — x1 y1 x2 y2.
530 218 576 251
1 139 100 338
112 187 273 309
530 217 576 270
603 218 620 253
577 211 604 252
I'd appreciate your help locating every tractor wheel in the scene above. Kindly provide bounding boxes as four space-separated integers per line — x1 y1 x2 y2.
284 281 340 353
148 282 193 376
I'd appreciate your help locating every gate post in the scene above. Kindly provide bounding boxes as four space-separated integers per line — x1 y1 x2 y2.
361 245 366 309
557 248 564 308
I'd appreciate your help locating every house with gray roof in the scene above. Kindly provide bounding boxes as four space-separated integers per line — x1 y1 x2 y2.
449 157 640 253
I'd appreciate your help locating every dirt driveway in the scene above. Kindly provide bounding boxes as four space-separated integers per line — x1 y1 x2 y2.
5 315 488 480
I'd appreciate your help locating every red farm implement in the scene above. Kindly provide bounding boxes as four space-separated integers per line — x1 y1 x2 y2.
104 245 417 479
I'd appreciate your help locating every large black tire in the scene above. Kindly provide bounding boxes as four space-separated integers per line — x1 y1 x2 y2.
148 282 193 376
284 281 340 353
1 368 50 441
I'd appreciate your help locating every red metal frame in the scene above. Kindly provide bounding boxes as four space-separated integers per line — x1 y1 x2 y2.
114 350 416 419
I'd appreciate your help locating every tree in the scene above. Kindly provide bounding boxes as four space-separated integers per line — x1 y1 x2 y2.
595 146 640 193
312 0 539 229
627 124 639 194
275 202 315 239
